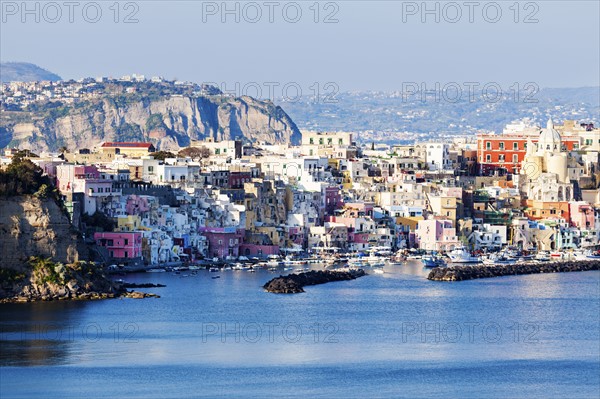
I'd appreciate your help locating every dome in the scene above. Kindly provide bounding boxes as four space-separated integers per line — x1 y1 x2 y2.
537 118 562 153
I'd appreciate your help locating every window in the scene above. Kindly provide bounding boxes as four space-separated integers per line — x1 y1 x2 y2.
148 166 154 173
124 251 128 258
339 138 343 145
524 142 528 149
124 239 129 245
486 154 491 162
499 154 505 162
513 154 518 163
486 142 491 150
309 138 314 144
513 142 518 150
499 142 505 150
319 138 324 145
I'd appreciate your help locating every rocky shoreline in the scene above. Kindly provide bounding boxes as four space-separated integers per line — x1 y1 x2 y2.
263 269 367 293
0 258 160 304
427 260 600 282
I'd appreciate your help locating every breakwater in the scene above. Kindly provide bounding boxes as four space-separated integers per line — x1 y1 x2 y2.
264 269 367 293
427 260 600 281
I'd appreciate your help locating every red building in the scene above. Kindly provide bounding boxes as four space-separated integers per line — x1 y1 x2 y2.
477 134 579 175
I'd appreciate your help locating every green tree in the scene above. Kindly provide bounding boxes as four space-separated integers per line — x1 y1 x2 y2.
178 146 210 159
153 151 176 161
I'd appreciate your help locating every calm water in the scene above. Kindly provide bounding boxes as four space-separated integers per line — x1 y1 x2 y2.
1 263 599 398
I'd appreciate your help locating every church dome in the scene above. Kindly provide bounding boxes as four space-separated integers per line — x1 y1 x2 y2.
537 118 562 152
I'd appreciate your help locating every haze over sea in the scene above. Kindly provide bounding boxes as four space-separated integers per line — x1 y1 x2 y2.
1 263 599 399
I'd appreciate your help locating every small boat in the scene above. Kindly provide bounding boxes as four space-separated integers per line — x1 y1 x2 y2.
147 268 167 273
421 256 446 268
209 267 219 272
373 268 384 274
211 275 220 279
448 246 481 264
482 255 515 266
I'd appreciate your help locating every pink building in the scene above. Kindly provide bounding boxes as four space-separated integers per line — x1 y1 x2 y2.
415 219 460 251
126 195 151 215
569 201 595 230
200 227 244 259
324 186 344 215
229 172 252 189
94 232 142 259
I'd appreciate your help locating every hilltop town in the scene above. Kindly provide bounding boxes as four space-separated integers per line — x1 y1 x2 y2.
1 117 598 268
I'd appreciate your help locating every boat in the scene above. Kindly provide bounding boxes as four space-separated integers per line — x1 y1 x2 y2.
372 268 384 274
211 275 220 279
421 256 446 268
535 251 550 261
447 246 481 264
147 268 166 273
209 267 219 272
482 254 516 266
573 249 600 260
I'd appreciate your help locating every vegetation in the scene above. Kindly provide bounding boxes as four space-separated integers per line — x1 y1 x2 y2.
152 150 176 161
146 114 167 131
0 153 58 198
178 146 210 159
117 122 144 142
81 211 116 232
0 268 27 288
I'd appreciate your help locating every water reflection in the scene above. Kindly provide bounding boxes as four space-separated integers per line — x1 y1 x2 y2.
0 301 88 366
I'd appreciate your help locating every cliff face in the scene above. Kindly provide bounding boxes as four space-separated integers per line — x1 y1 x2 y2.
1 94 301 152
0 196 86 270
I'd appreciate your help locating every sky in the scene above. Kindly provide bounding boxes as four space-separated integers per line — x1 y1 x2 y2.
1 0 599 93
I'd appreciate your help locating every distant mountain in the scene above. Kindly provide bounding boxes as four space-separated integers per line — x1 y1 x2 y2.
279 87 600 143
0 62 62 83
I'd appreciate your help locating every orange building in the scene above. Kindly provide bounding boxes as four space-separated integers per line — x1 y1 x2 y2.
477 134 579 175
524 200 571 221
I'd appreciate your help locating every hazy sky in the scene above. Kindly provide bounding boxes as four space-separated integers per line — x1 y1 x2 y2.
1 0 599 93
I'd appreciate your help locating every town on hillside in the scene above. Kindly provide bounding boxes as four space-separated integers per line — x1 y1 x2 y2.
2 119 599 269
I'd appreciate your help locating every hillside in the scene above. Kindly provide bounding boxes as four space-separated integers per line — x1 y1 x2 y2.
0 80 301 152
281 87 600 143
0 62 62 83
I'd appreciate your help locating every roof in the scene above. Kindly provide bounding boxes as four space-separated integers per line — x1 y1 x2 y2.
101 142 153 148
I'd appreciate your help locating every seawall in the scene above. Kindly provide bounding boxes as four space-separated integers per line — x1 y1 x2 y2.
427 260 600 282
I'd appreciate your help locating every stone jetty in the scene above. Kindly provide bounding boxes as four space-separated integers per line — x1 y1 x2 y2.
427 260 600 282
264 269 367 293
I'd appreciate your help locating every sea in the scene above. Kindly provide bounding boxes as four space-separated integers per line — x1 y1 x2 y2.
1 262 599 398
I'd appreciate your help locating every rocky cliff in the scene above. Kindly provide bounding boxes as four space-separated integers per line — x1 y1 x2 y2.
0 196 157 302
1 93 301 152
0 196 86 269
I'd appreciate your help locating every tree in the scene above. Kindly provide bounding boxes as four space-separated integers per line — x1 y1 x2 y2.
178 146 210 159
152 151 175 161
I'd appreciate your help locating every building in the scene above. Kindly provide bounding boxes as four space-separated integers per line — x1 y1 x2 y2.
100 142 156 158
